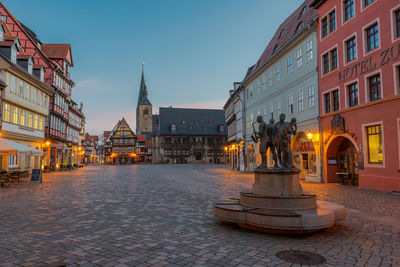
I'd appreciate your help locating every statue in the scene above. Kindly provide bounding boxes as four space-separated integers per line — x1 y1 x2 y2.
274 113 297 168
255 116 267 168
253 113 297 169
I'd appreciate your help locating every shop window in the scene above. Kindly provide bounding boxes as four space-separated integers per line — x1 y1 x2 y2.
324 89 339 113
368 74 381 101
322 48 337 74
343 0 354 22
287 56 292 74
293 133 317 176
366 23 379 52
288 95 294 114
347 82 358 107
346 37 357 62
366 125 383 164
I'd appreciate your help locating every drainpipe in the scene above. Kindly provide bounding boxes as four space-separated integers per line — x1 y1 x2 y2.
315 31 324 184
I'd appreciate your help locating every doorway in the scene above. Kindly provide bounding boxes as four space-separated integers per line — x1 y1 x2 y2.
195 152 202 160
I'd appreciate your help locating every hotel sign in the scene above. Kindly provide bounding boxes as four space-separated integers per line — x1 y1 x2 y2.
338 43 400 83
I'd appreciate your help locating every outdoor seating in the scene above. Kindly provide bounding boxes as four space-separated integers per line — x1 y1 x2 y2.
0 173 10 188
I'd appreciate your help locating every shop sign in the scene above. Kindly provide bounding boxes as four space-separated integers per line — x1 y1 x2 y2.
338 42 400 83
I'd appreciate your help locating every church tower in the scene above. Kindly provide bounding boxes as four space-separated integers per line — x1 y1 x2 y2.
136 65 153 135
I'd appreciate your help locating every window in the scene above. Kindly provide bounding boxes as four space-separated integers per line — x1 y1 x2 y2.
4 103 10 122
298 90 304 111
268 72 273 86
329 11 336 32
344 0 354 22
369 74 381 101
396 9 400 39
28 59 33 74
273 45 280 53
19 81 24 96
34 115 38 129
366 23 379 52
296 22 305 32
279 29 286 39
9 155 18 167
114 147 119 153
11 45 17 63
262 75 266 90
119 139 123 144
171 123 176 131
322 10 336 38
40 68 44 82
11 76 16 93
275 65 280 81
256 79 260 93
364 0 375 7
308 85 315 107
296 48 302 68
306 40 313 61
324 89 339 113
288 95 294 114
346 37 357 62
276 101 281 116
366 125 383 163
39 117 43 130
348 83 358 107
322 48 337 74
33 89 37 103
121 147 126 153
26 85 30 99
28 113 32 128
25 155 30 168
20 110 25 126
12 107 19 124
287 56 292 73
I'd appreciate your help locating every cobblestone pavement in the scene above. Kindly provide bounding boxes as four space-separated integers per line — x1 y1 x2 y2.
0 164 399 267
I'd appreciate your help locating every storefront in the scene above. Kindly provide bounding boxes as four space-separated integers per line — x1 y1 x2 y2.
292 133 318 180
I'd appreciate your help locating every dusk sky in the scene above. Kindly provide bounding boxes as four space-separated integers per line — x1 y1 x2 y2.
4 0 301 135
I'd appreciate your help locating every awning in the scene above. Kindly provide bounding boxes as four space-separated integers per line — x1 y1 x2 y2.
0 138 43 156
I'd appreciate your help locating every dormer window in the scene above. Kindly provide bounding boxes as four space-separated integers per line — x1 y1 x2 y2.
0 26 4 41
28 58 33 74
296 22 305 32
300 6 309 18
171 123 176 132
40 67 44 82
219 124 225 132
279 29 286 39
273 45 280 53
11 45 17 63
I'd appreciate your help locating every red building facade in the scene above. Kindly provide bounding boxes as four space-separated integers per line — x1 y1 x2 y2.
312 0 400 191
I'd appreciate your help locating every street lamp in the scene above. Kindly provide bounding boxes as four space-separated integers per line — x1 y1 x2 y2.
306 130 313 142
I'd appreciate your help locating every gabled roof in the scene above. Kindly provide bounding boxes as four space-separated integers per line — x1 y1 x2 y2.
157 107 227 136
41 44 73 66
109 118 136 138
242 0 317 84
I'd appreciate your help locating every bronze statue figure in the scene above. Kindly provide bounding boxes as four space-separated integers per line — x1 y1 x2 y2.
252 113 297 169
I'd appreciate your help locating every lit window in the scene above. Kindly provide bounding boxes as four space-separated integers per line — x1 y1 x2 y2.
346 37 357 62
366 23 379 52
296 48 302 68
348 83 358 107
28 113 33 128
287 56 292 74
20 110 25 126
306 40 313 61
308 85 315 107
369 74 381 101
39 117 43 130
4 103 10 122
344 0 354 22
12 107 19 124
298 90 304 111
366 125 383 163
34 115 38 129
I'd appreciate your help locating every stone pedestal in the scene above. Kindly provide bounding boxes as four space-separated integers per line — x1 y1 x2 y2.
213 167 346 234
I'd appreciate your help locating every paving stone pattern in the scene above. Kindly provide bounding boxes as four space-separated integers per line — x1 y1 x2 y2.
0 165 399 267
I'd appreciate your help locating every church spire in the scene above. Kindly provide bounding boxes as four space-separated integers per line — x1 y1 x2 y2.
137 63 151 107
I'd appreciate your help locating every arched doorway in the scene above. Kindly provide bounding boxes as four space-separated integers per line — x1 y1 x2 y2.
325 135 359 186
292 132 317 180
